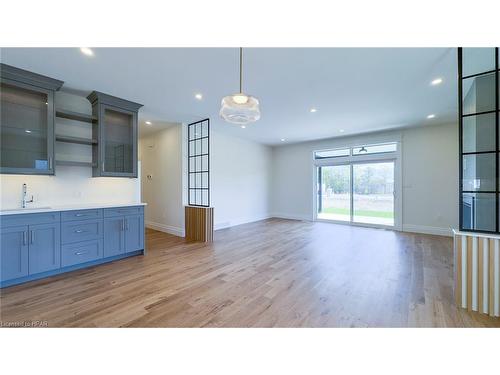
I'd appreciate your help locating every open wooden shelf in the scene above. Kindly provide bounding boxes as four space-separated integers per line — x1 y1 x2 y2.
55 134 97 145
55 109 97 124
55 160 96 168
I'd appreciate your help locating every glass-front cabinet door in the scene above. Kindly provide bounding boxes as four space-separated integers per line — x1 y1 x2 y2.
87 91 142 178
0 80 54 174
101 105 136 176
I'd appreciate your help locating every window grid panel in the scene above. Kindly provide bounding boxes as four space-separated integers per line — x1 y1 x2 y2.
458 47 499 234
187 119 210 207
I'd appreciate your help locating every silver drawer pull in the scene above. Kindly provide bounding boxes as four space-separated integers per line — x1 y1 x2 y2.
75 251 88 256
74 229 87 233
75 214 87 217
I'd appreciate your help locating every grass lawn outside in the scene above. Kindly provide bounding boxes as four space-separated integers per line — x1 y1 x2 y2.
321 207 394 219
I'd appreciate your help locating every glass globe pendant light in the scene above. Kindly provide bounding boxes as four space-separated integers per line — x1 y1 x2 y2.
220 47 261 125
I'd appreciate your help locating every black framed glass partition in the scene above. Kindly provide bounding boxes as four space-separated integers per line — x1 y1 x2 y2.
187 118 210 207
459 47 499 233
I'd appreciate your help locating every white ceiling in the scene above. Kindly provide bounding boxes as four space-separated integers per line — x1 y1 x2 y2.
1 48 457 145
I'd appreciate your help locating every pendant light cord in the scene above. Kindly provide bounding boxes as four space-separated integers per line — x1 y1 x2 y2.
239 47 243 93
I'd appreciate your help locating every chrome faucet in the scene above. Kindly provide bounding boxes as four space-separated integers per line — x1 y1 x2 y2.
22 183 34 208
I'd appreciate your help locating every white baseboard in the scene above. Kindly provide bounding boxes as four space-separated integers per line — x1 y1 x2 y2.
215 214 272 231
269 212 312 221
146 220 185 237
402 224 452 237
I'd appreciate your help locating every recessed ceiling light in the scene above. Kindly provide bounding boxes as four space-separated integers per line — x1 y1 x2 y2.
431 78 443 86
25 129 32 133
241 125 246 129
80 47 94 56
427 114 436 119
339 129 345 133
195 93 203 100
310 108 317 113
145 121 152 125
280 138 286 142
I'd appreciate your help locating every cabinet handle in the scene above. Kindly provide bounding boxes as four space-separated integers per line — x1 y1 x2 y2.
75 229 85 233
23 231 28 246
30 230 35 244
75 251 88 256
49 157 53 170
102 162 105 172
75 213 86 217
125 219 129 231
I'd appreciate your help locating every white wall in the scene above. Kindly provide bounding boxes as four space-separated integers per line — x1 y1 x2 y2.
139 127 273 235
139 125 184 236
271 122 458 236
1 91 141 210
211 131 272 229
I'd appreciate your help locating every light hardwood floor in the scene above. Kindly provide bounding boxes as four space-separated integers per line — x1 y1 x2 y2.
1 219 499 327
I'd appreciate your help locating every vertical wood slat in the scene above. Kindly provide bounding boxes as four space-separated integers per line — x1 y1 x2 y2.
489 239 495 316
185 206 214 243
455 235 462 307
478 238 484 313
467 236 472 311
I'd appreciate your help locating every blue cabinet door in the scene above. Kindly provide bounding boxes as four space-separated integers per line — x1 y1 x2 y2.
104 217 124 257
0 225 29 282
28 222 61 274
124 215 144 253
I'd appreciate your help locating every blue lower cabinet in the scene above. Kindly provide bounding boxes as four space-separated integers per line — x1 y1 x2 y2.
104 216 125 257
0 206 144 287
1 225 29 282
125 215 144 253
62 239 103 267
28 222 61 274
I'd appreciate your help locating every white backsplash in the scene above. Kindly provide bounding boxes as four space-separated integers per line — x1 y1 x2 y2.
1 91 141 210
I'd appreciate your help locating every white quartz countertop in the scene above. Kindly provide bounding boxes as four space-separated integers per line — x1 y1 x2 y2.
0 202 147 216
452 229 500 240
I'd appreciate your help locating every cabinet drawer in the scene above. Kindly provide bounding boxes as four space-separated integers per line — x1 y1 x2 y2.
61 209 103 222
104 206 144 217
61 219 103 244
61 239 103 267
0 212 60 228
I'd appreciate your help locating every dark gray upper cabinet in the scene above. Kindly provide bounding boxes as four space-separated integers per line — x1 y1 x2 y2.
0 64 64 175
87 91 143 178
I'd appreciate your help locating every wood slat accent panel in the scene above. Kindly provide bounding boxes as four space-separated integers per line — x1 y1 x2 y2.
489 239 495 316
455 235 462 307
185 206 214 243
478 238 484 313
467 237 472 312
454 233 500 318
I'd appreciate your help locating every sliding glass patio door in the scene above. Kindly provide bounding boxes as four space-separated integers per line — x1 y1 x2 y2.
353 161 394 226
317 160 395 228
317 165 351 221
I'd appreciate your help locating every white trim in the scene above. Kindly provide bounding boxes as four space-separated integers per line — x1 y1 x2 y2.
402 224 453 237
146 220 185 237
452 229 500 241
215 214 273 231
270 213 312 221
